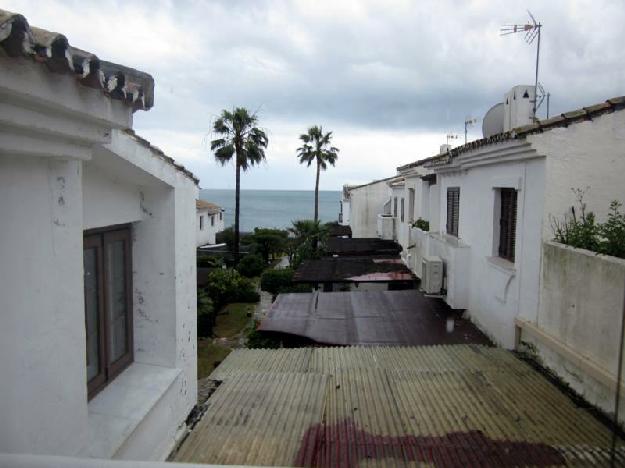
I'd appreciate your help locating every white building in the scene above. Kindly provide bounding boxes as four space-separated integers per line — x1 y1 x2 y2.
345 176 396 238
0 10 198 462
196 200 224 246
404 90 625 349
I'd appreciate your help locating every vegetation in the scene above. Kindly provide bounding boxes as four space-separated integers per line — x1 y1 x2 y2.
205 268 259 311
551 189 625 259
246 327 282 349
249 227 289 264
288 219 328 268
260 268 294 296
197 339 232 379
237 253 265 278
211 108 269 264
214 303 255 338
412 217 430 231
197 288 216 337
296 126 339 222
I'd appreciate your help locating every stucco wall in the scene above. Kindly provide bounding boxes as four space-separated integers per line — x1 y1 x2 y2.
523 242 625 423
432 155 545 347
196 210 224 246
530 110 625 238
0 156 88 456
349 180 392 238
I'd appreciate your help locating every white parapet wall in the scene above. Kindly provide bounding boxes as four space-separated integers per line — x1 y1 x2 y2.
517 241 625 424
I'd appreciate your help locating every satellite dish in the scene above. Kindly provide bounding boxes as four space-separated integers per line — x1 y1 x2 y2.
482 102 504 138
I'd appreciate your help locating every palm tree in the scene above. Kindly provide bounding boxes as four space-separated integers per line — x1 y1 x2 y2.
297 126 339 223
211 108 268 263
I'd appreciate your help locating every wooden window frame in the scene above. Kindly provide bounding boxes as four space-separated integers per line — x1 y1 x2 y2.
84 225 133 400
446 187 460 237
498 188 518 262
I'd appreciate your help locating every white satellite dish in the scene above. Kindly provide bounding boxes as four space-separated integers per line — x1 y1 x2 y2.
482 102 504 138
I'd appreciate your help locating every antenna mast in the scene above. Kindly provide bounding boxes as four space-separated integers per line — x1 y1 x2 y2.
500 11 543 121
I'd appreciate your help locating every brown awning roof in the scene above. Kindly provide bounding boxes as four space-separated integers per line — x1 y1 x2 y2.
259 290 491 346
0 8 154 111
325 237 402 257
293 256 414 283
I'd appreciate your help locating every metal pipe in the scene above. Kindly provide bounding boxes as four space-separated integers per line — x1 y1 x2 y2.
611 277 625 467
532 25 542 120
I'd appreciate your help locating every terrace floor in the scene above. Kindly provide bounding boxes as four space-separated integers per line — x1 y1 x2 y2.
174 345 625 467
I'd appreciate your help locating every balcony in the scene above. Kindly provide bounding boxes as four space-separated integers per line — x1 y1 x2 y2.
377 214 395 240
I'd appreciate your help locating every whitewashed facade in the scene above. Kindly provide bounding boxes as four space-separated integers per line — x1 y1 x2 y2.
346 176 395 238
0 10 198 462
196 200 224 246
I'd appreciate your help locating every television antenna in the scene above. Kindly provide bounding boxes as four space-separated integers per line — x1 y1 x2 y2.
464 117 478 144
446 133 460 146
500 11 543 120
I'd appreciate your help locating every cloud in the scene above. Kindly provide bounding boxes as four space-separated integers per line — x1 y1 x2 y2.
5 0 624 188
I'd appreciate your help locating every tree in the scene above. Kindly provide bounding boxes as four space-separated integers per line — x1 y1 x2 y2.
211 108 268 263
288 219 327 267
297 126 339 223
251 228 288 264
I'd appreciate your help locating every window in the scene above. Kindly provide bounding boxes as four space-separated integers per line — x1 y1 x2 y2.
400 198 405 223
498 188 518 262
211 215 215 227
219 212 223 221
393 197 398 217
408 188 415 223
84 226 133 399
446 187 460 236
199 215 204 231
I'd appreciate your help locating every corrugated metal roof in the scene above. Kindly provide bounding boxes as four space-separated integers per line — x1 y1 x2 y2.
325 238 402 257
258 290 491 346
175 345 624 467
293 257 414 284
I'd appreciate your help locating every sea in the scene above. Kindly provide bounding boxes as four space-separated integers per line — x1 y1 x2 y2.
199 189 341 232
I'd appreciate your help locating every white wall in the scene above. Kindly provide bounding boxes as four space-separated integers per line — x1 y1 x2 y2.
197 209 224 246
348 180 392 238
428 146 546 348
529 110 625 238
0 156 88 456
521 242 625 424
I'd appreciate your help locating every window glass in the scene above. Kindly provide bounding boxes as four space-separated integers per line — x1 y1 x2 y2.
106 240 127 363
84 248 100 382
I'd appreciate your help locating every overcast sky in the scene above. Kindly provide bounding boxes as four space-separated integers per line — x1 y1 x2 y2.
5 0 624 189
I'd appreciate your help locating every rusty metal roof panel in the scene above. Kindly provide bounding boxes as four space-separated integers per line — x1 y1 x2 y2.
325 238 402 257
259 290 492 346
176 345 625 467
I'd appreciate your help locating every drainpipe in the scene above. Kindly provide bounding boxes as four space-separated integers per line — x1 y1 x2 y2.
611 277 625 467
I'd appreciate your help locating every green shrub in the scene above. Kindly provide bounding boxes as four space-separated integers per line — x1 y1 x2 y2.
246 327 282 349
250 228 289 263
237 254 265 278
205 268 259 310
197 288 216 337
551 189 625 259
412 218 430 231
260 268 294 296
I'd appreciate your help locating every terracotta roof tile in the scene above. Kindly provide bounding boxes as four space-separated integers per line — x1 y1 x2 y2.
196 200 222 214
0 9 154 111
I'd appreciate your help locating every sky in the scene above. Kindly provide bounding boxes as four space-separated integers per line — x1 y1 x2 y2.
5 0 624 190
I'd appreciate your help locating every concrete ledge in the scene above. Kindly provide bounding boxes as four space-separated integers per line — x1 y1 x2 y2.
86 363 181 459
515 318 624 395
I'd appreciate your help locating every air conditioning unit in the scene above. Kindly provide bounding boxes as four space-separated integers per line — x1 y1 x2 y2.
422 256 443 294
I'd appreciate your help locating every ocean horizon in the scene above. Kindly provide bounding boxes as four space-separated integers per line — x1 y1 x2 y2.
200 188 341 232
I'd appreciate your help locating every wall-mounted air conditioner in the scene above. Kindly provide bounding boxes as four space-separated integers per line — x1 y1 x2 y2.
422 256 443 294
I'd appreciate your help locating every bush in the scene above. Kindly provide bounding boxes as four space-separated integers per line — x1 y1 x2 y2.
412 218 430 231
205 268 259 310
237 254 265 278
197 288 216 337
260 268 294 296
246 327 282 349
551 189 625 259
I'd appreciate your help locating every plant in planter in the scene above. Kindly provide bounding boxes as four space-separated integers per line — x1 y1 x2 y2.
412 217 430 231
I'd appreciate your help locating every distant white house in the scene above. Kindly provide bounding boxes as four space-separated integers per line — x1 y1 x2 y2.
0 9 198 462
196 200 224 246
344 176 397 238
